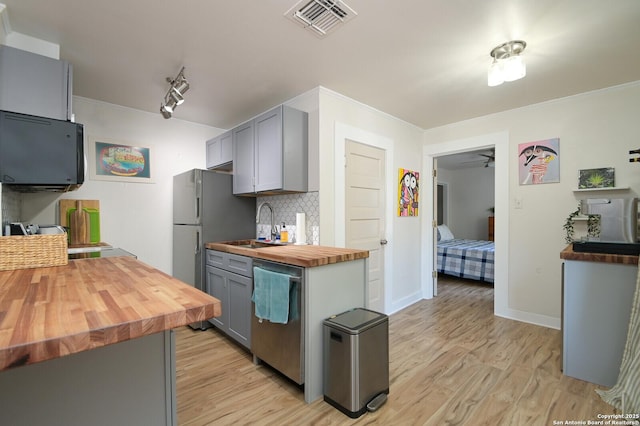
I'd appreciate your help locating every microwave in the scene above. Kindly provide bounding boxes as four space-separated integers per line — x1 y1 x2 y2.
0 110 84 192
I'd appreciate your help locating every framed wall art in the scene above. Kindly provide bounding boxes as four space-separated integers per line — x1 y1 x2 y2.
398 168 419 217
518 138 560 185
578 167 615 189
89 137 154 183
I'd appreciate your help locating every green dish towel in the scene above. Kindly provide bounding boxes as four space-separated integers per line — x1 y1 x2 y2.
252 267 291 324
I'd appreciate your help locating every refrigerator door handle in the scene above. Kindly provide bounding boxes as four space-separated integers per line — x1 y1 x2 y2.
195 229 200 255
195 197 200 220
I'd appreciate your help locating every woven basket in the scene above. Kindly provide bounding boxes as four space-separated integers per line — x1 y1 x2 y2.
0 234 68 271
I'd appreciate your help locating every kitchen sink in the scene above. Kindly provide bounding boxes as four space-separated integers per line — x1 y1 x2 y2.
233 240 287 249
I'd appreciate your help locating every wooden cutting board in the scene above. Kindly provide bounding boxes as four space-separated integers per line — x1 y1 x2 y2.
69 201 90 245
59 199 100 245
59 200 100 227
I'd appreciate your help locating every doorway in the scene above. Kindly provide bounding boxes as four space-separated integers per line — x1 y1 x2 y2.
422 131 509 319
433 151 495 298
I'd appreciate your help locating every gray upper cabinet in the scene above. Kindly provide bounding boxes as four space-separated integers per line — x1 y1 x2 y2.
232 120 255 194
0 45 73 120
206 130 233 171
232 104 308 195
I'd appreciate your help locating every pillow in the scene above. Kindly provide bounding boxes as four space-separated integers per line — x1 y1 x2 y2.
437 224 454 241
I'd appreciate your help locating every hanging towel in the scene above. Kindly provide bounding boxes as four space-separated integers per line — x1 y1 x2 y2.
252 266 290 324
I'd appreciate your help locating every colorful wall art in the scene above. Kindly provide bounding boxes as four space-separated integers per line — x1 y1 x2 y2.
398 168 419 216
578 167 615 189
518 138 560 185
89 137 153 183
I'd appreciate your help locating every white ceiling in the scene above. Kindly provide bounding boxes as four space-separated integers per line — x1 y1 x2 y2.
1 0 639 130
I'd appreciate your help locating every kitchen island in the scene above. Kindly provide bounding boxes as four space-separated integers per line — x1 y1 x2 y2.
560 245 637 386
206 241 369 403
0 256 220 426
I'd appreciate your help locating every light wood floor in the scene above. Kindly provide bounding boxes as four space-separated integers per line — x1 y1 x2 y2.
175 276 618 425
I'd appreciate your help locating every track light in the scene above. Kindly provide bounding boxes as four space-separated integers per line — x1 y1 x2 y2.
160 66 189 119
487 40 527 87
170 87 185 105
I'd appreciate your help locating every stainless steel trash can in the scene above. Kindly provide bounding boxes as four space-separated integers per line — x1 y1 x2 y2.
323 308 389 418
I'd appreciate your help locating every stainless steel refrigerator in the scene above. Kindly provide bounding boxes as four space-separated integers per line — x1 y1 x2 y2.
172 168 256 329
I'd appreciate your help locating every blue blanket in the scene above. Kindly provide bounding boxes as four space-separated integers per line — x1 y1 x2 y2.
437 239 495 283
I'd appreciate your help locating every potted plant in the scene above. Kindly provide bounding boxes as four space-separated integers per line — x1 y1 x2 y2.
563 203 601 243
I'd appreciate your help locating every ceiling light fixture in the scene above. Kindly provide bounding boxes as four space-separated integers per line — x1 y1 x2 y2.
160 66 190 119
487 40 527 87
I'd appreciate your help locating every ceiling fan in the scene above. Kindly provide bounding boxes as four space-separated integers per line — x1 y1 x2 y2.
479 149 495 167
460 148 495 168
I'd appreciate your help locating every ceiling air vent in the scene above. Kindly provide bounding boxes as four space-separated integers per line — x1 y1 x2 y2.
285 0 357 38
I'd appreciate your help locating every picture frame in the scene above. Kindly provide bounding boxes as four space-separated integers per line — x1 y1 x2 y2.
518 138 560 185
88 136 154 183
578 167 615 189
398 168 419 217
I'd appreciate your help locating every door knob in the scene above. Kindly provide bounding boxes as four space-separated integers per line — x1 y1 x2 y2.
380 239 388 245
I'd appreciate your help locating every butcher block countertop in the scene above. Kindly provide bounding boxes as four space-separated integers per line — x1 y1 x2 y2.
0 256 221 372
205 240 369 268
560 244 639 265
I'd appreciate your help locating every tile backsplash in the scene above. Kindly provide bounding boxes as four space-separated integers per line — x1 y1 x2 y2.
256 191 319 244
1 185 21 234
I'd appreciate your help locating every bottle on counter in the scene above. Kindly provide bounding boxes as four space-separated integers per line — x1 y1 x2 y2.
280 222 288 243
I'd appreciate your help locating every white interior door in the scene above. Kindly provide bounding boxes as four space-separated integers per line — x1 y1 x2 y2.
433 158 438 296
345 140 386 312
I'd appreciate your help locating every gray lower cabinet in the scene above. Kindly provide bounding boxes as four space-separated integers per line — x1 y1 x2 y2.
562 260 636 386
205 250 253 349
0 45 73 120
0 331 176 426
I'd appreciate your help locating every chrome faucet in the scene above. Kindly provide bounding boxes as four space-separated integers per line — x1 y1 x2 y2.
256 202 277 241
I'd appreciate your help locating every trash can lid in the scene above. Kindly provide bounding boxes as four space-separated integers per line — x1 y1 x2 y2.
324 308 388 334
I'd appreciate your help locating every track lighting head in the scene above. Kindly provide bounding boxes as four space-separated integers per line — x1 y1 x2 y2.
160 66 189 119
160 103 173 119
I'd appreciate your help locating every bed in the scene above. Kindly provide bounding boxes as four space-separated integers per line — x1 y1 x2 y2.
436 225 495 283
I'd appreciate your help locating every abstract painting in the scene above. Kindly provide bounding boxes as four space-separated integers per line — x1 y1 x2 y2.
518 138 560 185
398 168 419 216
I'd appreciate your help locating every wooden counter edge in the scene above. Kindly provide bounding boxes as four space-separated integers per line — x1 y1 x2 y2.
0 302 220 372
205 241 369 268
560 244 639 265
0 257 222 372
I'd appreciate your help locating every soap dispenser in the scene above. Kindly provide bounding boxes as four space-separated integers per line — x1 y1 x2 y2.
280 222 288 243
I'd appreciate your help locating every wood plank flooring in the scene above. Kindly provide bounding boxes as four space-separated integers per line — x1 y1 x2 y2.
175 276 618 425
